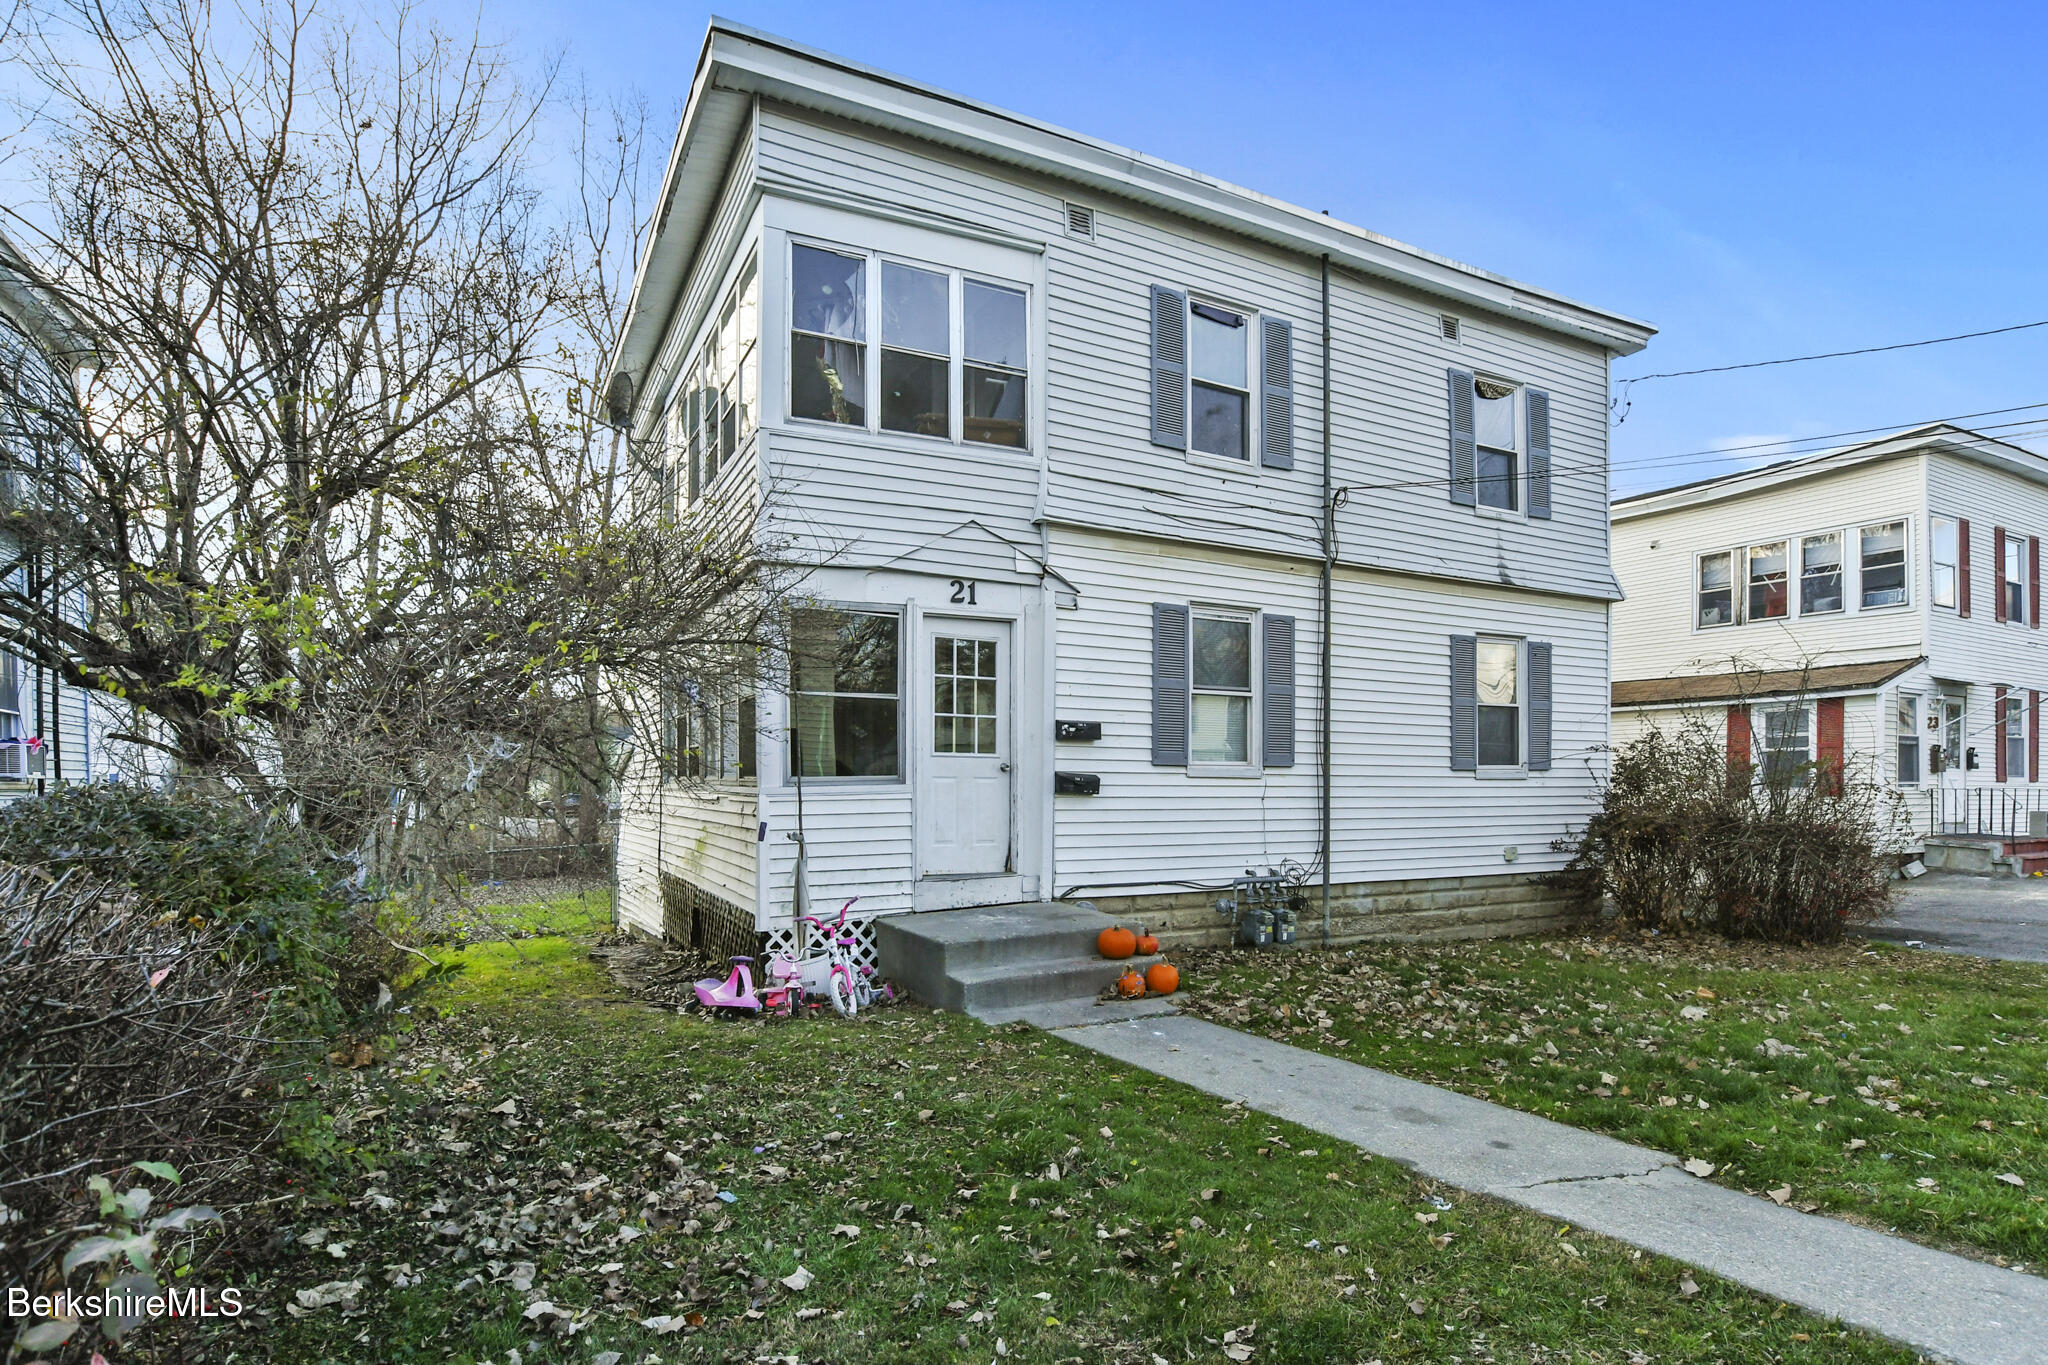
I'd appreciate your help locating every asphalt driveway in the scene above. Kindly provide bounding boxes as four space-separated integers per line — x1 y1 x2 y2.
1859 873 2048 964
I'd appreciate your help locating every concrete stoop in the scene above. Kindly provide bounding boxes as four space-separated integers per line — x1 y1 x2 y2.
874 901 1169 1021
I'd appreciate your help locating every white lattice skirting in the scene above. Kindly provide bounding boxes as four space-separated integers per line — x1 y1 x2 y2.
762 916 879 973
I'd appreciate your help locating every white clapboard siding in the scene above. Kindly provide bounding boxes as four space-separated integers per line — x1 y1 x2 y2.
612 756 761 935
752 105 1618 602
1612 454 1928 682
613 764 664 937
1048 527 1608 891
1924 450 2048 692
759 786 917 920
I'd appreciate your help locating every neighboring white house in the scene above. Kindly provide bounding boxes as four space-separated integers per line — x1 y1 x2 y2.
1611 421 2048 848
0 226 100 801
603 21 1655 956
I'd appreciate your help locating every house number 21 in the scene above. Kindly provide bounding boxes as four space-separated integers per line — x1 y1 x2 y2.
948 579 978 604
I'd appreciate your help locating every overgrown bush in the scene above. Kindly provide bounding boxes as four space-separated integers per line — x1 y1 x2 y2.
0 783 375 1026
1553 715 1907 942
0 867 272 1288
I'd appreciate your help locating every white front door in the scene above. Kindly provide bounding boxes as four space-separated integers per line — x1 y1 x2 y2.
919 619 1013 877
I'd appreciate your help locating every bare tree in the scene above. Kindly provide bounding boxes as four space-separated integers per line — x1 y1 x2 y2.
0 0 773 881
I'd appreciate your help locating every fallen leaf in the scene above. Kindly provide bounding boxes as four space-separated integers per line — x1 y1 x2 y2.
293 1280 362 1309
780 1265 814 1292
1766 1186 1792 1206
1997 1173 2026 1188
491 1098 517 1114
832 1224 861 1239
1682 1158 1715 1178
1678 1276 1700 1299
521 1300 557 1321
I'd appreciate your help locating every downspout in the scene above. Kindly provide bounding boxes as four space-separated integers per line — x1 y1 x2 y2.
1320 254 1334 947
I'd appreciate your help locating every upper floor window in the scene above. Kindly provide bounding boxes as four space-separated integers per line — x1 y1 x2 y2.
1189 302 1249 460
1473 379 1520 512
2004 533 2026 622
1697 551 1734 628
1861 521 1907 608
1800 533 1843 615
672 255 760 501
1747 541 1789 620
1931 515 1959 608
790 241 1031 450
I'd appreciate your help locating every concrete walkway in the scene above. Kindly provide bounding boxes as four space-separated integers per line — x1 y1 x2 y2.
1032 1006 2046 1365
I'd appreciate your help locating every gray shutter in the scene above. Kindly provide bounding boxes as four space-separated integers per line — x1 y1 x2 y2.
1259 316 1294 470
1527 640 1553 771
1151 602 1190 765
1447 368 1476 506
1261 614 1296 767
1526 388 1552 520
1149 286 1188 449
1449 634 1478 771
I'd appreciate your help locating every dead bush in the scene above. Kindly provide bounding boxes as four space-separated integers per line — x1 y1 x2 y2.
1552 715 1908 943
0 866 276 1286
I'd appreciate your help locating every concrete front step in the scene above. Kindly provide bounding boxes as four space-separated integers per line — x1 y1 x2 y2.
874 901 1167 1018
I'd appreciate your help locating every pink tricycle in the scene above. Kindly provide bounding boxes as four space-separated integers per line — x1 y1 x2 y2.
693 955 768 1013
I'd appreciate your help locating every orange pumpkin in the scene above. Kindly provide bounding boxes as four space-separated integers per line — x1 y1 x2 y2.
1097 925 1138 959
1145 961 1179 995
1135 929 1160 955
1115 968 1147 998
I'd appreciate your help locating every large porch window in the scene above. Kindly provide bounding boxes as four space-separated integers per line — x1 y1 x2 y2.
790 608 902 779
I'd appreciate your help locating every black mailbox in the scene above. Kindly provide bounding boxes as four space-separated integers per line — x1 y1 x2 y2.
1054 771 1101 796
1056 719 1102 742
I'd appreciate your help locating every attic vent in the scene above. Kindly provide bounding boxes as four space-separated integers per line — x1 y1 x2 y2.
1439 314 1461 343
1064 201 1096 240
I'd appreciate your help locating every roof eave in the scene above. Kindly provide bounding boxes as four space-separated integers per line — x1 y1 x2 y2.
604 20 1655 410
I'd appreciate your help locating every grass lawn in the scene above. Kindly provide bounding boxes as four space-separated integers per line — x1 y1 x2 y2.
207 895 1927 1364
1174 931 2048 1273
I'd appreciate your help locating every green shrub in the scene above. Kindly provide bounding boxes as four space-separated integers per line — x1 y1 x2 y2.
0 783 364 1023
1553 715 1907 943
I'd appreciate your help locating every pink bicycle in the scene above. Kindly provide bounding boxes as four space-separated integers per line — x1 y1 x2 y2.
779 898 891 1017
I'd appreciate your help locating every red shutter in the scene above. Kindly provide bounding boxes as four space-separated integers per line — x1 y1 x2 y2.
1996 685 2009 782
1727 704 1752 786
1816 697 1844 796
2031 537 2041 629
2032 689 2041 782
1994 527 2008 622
1959 517 1973 617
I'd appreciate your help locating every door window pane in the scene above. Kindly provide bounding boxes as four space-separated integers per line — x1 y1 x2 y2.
1698 551 1734 627
791 609 900 778
1747 542 1788 620
1862 520 1908 608
932 633 999 755
1800 533 1843 614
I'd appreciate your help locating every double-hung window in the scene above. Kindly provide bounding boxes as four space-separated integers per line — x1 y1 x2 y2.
790 608 901 780
1897 694 1922 785
1759 703 1809 788
1475 638 1520 768
1190 610 1254 764
0 654 21 781
790 245 868 428
1189 302 1250 460
2004 534 2026 622
1747 541 1789 620
1697 551 1734 627
1861 521 1908 608
670 256 759 500
1931 515 1959 608
2006 692 2028 782
790 241 1031 450
1473 379 1520 512
1800 533 1844 614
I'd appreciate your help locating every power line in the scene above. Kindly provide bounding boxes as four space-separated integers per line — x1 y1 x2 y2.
1617 319 2048 387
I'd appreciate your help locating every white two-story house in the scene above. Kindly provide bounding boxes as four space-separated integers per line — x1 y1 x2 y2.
1612 422 2048 852
605 21 1655 958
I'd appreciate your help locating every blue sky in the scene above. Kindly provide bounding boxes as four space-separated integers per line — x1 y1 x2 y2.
490 0 2048 496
